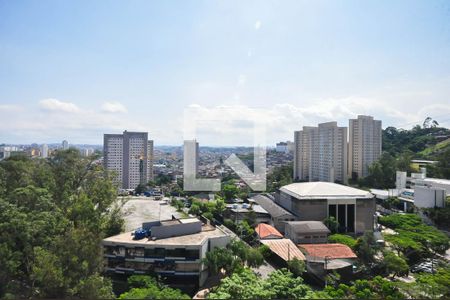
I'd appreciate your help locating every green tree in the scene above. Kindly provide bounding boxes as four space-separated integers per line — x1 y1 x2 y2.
207 268 313 299
237 220 256 243
323 216 339 234
383 251 409 278
317 276 405 299
207 268 268 299
245 248 264 268
30 247 65 298
135 183 147 194
0 150 122 298
265 269 312 299
203 247 239 275
379 214 449 260
258 244 271 259
72 274 115 299
354 231 378 265
188 202 201 215
119 275 189 299
287 257 306 277
222 184 239 201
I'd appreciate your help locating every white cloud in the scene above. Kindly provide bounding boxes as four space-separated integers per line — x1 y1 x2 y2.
101 101 128 113
237 74 247 86
254 20 262 30
0 104 22 112
39 98 80 113
181 98 450 146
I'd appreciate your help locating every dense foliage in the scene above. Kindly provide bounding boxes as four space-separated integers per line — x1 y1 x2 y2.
395 265 450 299
358 123 450 187
0 150 123 298
382 125 449 157
266 163 293 192
328 234 357 249
202 239 264 275
118 275 189 299
424 198 450 230
379 214 449 263
207 268 314 299
316 276 405 299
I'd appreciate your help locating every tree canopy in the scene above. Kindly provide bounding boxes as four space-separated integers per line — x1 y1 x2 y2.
379 214 449 263
207 268 314 299
118 275 189 299
0 150 122 298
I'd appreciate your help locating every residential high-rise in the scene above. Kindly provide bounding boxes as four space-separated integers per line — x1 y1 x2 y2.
62 140 69 150
294 122 347 184
183 139 199 177
348 115 382 179
41 144 48 158
82 148 94 157
103 131 154 189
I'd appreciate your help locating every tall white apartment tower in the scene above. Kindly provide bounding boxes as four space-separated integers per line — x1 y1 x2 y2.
40 144 48 158
348 115 382 179
183 140 199 177
103 131 154 189
62 140 69 150
294 122 347 184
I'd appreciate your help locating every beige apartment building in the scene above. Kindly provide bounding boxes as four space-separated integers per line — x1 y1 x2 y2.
294 122 347 184
103 131 154 189
348 115 382 179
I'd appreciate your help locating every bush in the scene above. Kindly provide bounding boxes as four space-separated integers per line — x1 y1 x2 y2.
223 218 236 230
323 216 339 233
258 244 271 259
328 234 357 249
287 257 305 277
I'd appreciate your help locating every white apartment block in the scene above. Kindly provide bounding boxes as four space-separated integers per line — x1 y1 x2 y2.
40 144 48 158
294 122 347 184
103 131 154 189
183 139 199 177
62 140 69 150
348 115 382 179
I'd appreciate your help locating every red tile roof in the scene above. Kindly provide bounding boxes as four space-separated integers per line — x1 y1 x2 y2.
299 243 357 259
255 223 283 239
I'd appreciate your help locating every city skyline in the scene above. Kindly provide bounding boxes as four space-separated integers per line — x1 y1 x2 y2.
1 1 450 145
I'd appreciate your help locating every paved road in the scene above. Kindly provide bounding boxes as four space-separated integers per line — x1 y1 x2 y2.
121 197 182 231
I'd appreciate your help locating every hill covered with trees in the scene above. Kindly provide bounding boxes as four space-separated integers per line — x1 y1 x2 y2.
360 118 450 188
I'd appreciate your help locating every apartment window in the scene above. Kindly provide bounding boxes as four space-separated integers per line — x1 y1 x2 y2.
166 248 186 257
145 248 165 258
185 249 200 260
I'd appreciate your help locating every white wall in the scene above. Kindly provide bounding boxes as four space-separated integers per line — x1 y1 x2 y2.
414 186 446 208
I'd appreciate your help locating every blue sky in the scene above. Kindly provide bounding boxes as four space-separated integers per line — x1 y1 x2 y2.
1 0 450 146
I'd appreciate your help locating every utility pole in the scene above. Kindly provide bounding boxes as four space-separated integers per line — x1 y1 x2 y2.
288 244 290 261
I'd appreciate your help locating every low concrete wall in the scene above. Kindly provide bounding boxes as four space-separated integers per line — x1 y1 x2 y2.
151 221 202 239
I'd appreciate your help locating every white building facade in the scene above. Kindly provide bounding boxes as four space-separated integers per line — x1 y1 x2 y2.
40 144 48 158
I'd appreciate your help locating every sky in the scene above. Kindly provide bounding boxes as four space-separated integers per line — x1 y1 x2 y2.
1 0 450 146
